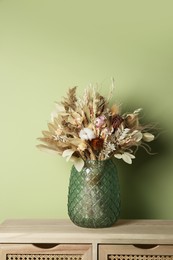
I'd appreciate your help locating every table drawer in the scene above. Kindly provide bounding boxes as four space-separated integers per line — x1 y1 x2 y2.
99 244 173 260
0 243 92 260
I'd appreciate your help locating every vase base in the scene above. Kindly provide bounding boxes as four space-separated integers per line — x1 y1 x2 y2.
69 216 119 228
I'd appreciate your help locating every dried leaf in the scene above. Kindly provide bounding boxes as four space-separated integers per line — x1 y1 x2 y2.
61 87 77 111
36 144 60 155
47 123 57 133
71 157 84 172
122 152 135 164
114 152 135 164
53 117 62 127
143 132 155 142
81 105 89 122
133 131 143 142
62 149 75 161
42 131 52 138
133 108 142 114
114 153 122 159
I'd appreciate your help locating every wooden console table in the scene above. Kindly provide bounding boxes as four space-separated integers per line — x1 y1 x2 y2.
0 219 173 260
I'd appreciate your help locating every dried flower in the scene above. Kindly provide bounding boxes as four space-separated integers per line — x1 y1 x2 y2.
37 84 155 171
79 128 96 140
90 137 104 151
112 115 124 130
95 115 106 128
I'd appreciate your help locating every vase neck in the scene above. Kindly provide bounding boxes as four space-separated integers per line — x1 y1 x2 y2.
84 159 112 167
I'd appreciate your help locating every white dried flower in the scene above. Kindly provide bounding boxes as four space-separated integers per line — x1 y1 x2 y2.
79 128 96 140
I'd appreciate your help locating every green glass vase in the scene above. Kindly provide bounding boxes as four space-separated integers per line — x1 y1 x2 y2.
68 158 121 228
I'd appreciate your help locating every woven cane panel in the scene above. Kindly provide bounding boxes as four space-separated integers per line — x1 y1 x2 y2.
7 254 82 260
108 255 173 260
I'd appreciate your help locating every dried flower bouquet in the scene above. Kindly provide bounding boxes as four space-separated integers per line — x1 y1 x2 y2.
37 85 155 171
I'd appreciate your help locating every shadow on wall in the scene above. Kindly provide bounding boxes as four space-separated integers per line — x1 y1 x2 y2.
116 123 172 219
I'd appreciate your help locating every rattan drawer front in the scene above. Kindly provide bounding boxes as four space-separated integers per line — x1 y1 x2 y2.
0 244 92 260
7 255 83 260
107 256 173 260
99 245 173 260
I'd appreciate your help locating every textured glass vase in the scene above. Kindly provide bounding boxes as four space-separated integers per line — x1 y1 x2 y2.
68 158 120 228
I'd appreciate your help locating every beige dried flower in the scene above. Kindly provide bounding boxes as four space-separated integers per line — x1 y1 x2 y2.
37 84 155 171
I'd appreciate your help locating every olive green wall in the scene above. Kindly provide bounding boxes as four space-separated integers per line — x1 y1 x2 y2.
0 0 173 223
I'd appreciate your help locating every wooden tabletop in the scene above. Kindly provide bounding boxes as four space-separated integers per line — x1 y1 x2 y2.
0 219 173 244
